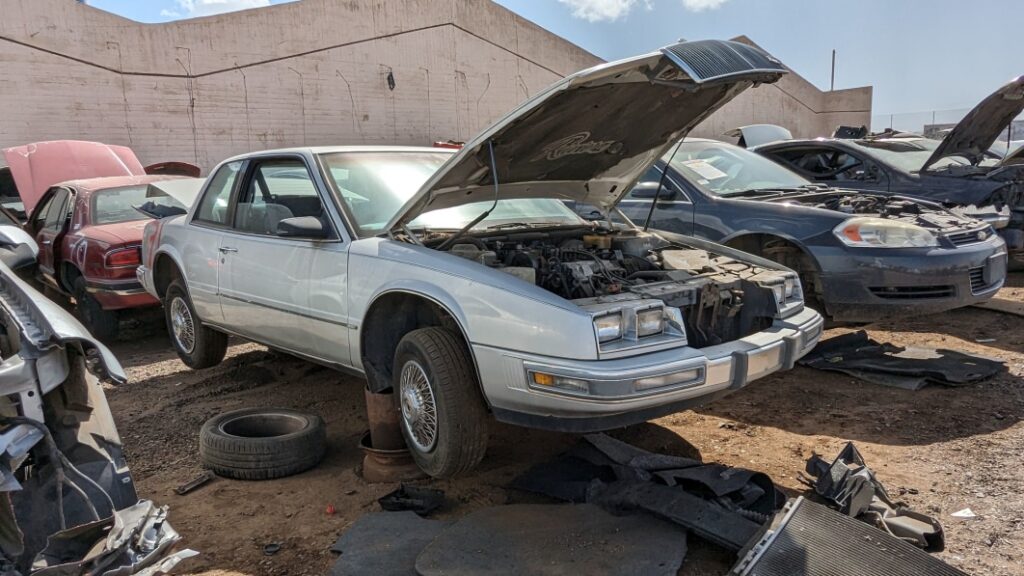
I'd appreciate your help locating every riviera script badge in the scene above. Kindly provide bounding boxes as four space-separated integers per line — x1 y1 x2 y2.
532 132 624 162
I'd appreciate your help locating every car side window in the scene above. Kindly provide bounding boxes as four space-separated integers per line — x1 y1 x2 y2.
773 148 871 183
195 161 243 225
234 158 326 237
42 189 70 231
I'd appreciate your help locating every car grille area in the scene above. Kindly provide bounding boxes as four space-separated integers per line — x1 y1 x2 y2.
945 226 994 247
869 285 955 300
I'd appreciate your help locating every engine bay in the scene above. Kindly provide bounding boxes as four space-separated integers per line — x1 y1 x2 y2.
426 227 795 348
772 191 978 230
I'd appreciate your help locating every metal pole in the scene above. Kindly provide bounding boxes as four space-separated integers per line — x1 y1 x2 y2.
830 50 836 91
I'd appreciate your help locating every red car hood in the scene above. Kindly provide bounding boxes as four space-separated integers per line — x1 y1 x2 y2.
1 141 145 213
80 220 149 246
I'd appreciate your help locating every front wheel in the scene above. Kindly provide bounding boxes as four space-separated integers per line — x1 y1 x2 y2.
393 327 488 478
165 279 227 369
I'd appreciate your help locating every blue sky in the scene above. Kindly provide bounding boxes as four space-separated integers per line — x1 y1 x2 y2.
85 0 1023 116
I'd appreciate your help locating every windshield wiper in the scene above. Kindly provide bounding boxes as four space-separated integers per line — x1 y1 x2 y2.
483 221 568 231
724 184 828 198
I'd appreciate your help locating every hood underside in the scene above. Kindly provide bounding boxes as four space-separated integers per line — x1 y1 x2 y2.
923 76 1024 171
1 141 145 213
387 39 787 231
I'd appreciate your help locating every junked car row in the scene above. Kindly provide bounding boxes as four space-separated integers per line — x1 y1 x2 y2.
0 39 1013 481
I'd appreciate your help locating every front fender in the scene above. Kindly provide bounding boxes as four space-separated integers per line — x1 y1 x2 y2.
348 240 598 361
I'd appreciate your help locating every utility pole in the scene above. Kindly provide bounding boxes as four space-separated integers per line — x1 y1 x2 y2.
830 49 836 91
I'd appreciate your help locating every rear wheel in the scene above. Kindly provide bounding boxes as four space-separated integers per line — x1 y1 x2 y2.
73 277 119 340
393 327 488 478
165 279 227 369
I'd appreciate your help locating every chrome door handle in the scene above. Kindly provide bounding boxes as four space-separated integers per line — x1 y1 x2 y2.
41 240 52 245
219 246 238 253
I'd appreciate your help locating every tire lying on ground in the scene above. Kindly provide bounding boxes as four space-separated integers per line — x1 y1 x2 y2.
199 408 327 480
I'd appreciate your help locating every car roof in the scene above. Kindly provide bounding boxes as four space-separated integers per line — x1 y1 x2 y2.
220 145 456 164
57 174 188 194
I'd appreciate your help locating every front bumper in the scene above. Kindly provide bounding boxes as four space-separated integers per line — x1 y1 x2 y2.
815 237 1008 322
478 306 824 432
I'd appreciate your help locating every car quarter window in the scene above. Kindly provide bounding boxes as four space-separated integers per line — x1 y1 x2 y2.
234 158 326 237
42 188 71 231
195 161 243 225
31 192 57 231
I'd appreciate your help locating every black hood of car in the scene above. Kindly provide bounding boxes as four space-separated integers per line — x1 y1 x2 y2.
923 76 1024 171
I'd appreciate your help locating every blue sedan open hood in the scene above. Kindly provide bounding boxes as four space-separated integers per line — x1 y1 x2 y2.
387 39 787 231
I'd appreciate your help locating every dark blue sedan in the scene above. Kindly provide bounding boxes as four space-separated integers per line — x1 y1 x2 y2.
594 139 1008 323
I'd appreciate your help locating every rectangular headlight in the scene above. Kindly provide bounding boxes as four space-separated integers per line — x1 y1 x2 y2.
637 307 665 337
594 313 623 343
771 284 786 305
784 276 798 299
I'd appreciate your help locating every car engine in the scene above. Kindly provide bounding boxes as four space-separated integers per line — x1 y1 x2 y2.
776 191 980 230
433 228 796 348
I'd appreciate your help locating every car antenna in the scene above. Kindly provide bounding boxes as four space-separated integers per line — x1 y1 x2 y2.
437 140 501 251
643 141 683 232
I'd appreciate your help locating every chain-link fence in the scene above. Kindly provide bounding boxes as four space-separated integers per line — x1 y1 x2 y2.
871 108 1024 155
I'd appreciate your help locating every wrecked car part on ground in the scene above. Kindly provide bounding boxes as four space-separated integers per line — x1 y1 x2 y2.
802 442 944 550
798 330 1005 390
140 39 824 478
610 138 1008 323
756 76 1024 259
731 497 968 576
0 228 191 574
198 407 326 481
512 433 784 551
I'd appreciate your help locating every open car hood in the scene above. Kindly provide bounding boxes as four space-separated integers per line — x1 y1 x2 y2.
1 140 145 213
386 39 787 231
1001 141 1024 166
724 124 793 148
134 177 205 219
922 76 1024 171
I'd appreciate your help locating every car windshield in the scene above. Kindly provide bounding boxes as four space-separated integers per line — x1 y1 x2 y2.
851 138 994 172
319 151 452 237
411 198 586 230
669 140 810 196
92 185 180 225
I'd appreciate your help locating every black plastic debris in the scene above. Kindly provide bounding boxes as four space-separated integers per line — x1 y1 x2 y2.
415 504 687 576
799 330 1005 390
329 511 451 576
801 442 944 551
731 497 968 576
511 433 784 551
377 484 446 517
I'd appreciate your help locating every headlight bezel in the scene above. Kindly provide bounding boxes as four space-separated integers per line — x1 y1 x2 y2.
833 217 939 249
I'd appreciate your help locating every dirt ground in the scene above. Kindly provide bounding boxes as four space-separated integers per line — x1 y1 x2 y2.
104 278 1024 576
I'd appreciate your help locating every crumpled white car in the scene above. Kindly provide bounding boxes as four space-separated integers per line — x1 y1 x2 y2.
139 39 824 477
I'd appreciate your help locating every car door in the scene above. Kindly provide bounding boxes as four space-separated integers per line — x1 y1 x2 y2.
217 155 351 365
617 165 694 234
31 187 72 286
185 160 245 325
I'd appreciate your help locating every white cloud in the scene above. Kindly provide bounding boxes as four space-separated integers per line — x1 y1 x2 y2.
680 0 729 12
557 0 651 22
168 0 271 18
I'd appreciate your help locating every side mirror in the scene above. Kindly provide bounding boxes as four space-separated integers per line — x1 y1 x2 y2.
276 216 329 239
0 225 39 269
630 182 675 200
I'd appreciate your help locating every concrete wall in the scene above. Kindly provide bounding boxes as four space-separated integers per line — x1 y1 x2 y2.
0 0 601 169
0 2 870 170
